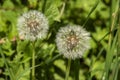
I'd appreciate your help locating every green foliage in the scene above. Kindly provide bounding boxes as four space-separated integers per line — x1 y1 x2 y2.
0 0 119 80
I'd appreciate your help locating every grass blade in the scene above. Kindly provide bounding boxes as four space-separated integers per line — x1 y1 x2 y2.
83 0 100 27
0 46 14 80
104 33 117 80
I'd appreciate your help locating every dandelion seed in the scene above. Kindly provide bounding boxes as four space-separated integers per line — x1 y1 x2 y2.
17 10 49 41
56 25 90 59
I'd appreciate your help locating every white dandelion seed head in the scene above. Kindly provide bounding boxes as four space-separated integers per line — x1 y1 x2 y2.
56 25 90 59
17 10 49 41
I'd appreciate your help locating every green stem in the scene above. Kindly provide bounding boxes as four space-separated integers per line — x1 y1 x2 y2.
16 54 61 80
65 59 71 80
32 43 35 80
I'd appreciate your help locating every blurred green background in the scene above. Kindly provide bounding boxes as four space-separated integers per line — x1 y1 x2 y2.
0 0 119 80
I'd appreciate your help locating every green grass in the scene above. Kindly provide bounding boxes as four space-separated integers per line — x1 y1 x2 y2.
0 0 119 80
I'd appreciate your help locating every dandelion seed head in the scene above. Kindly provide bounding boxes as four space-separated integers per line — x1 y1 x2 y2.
56 25 90 59
17 10 49 41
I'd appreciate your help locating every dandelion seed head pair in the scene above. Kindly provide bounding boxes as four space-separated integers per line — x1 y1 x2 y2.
17 10 90 60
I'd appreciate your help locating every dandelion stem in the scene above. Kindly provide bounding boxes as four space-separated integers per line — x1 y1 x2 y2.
32 43 35 80
65 59 71 80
